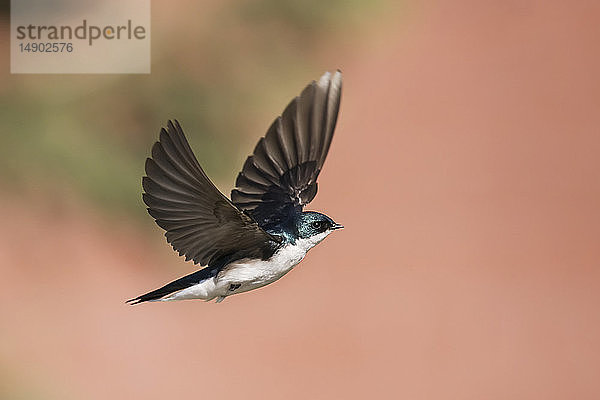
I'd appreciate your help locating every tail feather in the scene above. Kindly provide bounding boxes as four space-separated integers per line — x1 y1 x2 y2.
127 267 218 305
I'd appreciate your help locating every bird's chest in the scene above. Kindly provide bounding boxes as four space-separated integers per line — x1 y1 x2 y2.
218 242 309 288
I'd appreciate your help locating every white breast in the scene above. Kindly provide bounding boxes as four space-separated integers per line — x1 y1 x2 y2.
219 230 331 286
163 231 332 302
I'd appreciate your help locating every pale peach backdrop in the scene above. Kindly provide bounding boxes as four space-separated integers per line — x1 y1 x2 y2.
1 1 599 399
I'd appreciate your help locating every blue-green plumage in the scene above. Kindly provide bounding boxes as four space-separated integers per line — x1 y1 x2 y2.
267 211 343 245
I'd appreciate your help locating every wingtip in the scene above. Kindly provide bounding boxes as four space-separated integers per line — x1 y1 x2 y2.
141 176 152 192
165 119 183 135
332 70 343 87
157 128 169 147
318 70 343 90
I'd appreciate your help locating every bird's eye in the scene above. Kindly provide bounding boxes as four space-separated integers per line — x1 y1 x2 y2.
312 221 322 230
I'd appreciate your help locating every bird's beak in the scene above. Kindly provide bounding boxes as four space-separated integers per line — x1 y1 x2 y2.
332 223 344 230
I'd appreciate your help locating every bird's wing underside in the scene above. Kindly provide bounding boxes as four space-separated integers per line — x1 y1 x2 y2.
231 70 342 227
143 121 279 266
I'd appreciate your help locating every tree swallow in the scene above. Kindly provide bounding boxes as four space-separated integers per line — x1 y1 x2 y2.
127 71 343 304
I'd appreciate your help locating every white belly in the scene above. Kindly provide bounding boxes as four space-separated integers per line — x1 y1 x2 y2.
163 231 331 302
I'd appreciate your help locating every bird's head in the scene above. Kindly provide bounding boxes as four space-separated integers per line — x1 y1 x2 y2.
294 211 343 241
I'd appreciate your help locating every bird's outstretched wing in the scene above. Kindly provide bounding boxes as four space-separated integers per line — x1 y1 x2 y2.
231 70 342 227
142 120 280 266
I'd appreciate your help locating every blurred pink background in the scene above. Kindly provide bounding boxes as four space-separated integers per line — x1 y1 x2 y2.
1 1 599 399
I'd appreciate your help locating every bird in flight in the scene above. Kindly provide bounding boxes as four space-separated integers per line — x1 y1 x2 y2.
127 71 343 304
